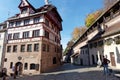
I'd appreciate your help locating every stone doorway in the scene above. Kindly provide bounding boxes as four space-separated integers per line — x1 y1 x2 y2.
110 52 116 66
15 62 23 75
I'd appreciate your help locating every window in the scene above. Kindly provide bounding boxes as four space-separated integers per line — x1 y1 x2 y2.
16 21 21 27
8 34 12 40
0 46 1 50
47 45 49 52
42 44 46 51
105 38 113 45
13 33 19 39
89 43 93 48
24 63 28 70
93 42 97 48
34 43 39 52
35 64 39 71
21 7 28 14
98 40 104 46
45 19 49 26
27 44 32 52
45 30 49 39
24 19 30 25
21 45 25 52
10 62 13 68
23 31 29 39
114 36 120 44
30 63 35 70
0 34 1 39
9 22 14 27
34 17 40 23
0 26 3 30
7 46 11 52
32 30 40 37
13 45 17 52
54 46 57 52
53 57 57 64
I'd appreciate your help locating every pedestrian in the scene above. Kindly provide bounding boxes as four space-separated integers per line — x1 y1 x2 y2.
2 68 7 80
13 66 17 79
102 56 110 75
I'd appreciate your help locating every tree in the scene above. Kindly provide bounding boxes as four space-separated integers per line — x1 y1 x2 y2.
63 40 74 55
72 26 87 41
85 10 103 27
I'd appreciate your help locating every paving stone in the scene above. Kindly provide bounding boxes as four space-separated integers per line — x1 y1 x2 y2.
1 63 120 80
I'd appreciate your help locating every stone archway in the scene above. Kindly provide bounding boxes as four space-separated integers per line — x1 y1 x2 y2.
15 62 23 75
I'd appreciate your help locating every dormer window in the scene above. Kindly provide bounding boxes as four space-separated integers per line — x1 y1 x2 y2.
21 7 28 14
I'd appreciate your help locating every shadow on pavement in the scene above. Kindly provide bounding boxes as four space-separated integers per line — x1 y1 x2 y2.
10 70 119 80
46 63 95 73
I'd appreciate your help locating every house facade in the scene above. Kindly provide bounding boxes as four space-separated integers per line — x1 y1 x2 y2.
71 0 120 69
0 22 7 68
4 0 62 75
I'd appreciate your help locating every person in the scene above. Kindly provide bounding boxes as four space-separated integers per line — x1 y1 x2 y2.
102 56 110 75
2 68 7 80
13 66 17 79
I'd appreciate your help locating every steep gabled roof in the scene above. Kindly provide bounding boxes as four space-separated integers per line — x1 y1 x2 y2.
36 4 62 22
18 0 36 11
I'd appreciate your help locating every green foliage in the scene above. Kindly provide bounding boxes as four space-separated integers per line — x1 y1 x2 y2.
85 10 103 27
72 27 87 41
63 40 74 56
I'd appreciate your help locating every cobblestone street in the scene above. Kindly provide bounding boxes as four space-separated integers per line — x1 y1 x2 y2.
2 63 119 80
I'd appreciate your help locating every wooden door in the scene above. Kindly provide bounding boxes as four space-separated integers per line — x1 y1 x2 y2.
110 52 116 66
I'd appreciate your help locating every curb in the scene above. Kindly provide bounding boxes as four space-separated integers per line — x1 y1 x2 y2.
114 74 120 78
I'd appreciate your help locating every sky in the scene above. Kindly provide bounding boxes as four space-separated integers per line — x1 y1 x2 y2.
0 0 103 49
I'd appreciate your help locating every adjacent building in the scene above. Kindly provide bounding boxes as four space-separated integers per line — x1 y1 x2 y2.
71 0 120 69
4 0 62 75
0 22 7 68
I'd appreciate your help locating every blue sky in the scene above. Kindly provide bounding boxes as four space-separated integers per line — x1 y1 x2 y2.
0 0 103 49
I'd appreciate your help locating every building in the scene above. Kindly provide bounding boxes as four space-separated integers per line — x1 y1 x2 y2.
71 0 120 69
0 22 7 68
4 0 62 75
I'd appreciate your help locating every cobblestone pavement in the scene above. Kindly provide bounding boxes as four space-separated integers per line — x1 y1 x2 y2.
1 63 120 80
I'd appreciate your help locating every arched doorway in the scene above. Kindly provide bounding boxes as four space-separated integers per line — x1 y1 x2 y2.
15 62 23 75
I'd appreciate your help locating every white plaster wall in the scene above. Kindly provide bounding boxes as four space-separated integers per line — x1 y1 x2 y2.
73 30 99 65
0 32 5 66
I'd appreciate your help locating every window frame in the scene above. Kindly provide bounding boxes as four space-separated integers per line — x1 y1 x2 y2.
23 31 29 39
13 33 19 40
7 46 11 52
21 45 25 52
27 44 32 52
32 30 40 37
34 17 40 23
30 63 35 70
34 43 39 52
24 19 30 25
13 45 17 52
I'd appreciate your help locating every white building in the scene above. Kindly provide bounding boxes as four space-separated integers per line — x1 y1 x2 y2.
0 22 7 68
71 1 120 69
